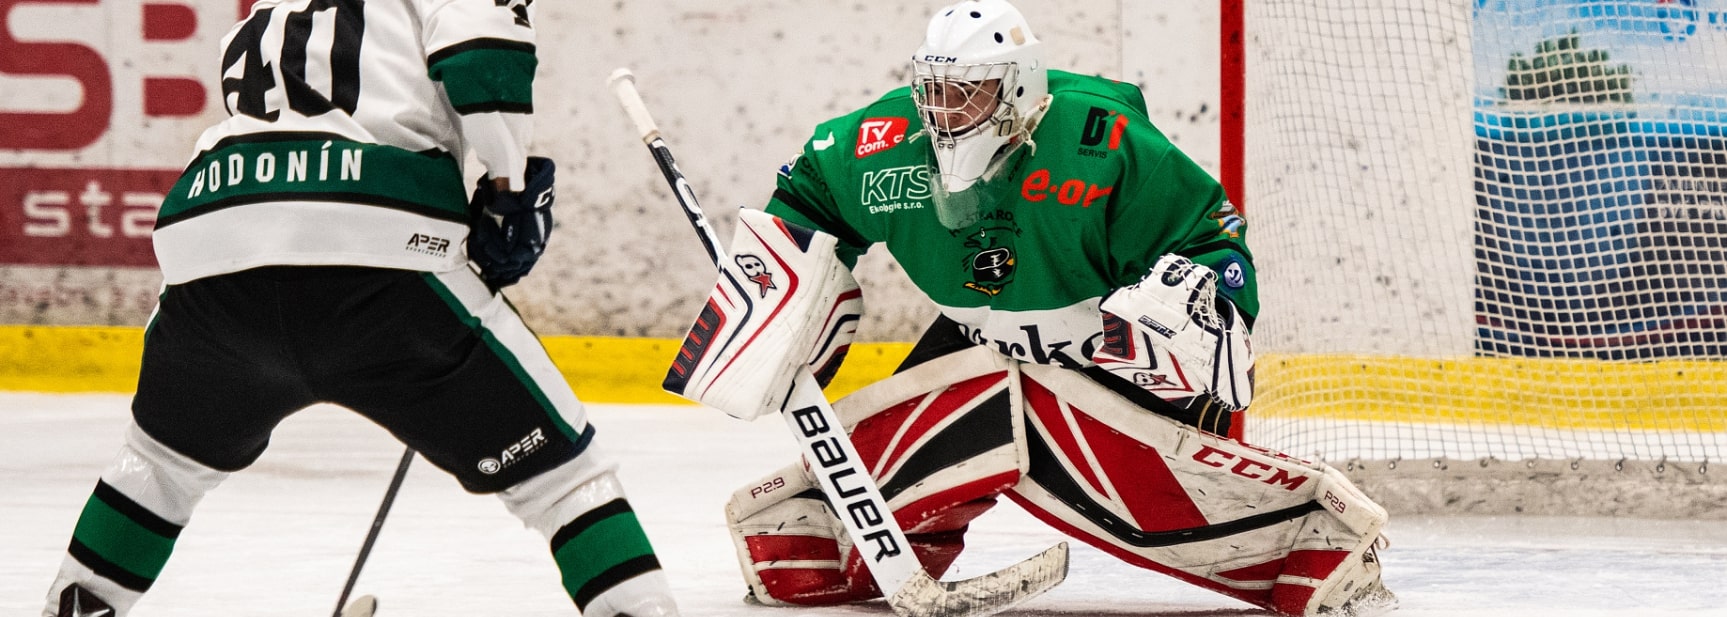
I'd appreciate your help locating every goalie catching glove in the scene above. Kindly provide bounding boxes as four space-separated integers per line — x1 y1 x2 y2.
468 156 556 290
663 208 863 420
1094 254 1254 411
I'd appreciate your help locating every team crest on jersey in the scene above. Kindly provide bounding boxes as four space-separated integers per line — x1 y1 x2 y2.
735 254 777 297
960 227 1016 296
1211 200 1245 238
856 117 909 158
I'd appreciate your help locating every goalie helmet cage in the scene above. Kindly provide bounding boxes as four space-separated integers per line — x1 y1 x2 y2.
1221 0 1727 518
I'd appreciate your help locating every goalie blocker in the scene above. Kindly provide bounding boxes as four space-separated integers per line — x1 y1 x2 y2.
664 209 862 420
727 345 1394 616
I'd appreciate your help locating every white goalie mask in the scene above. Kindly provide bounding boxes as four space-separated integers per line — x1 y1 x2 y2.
912 0 1049 228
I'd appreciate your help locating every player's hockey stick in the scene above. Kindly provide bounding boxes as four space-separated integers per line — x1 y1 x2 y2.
329 448 414 617
608 67 1067 617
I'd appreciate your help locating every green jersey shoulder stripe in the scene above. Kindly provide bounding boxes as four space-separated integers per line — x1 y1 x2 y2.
429 39 536 114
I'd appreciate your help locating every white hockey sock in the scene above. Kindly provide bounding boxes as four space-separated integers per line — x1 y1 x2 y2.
44 423 229 617
498 448 679 617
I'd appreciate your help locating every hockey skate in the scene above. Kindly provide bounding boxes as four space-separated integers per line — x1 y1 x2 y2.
57 584 114 617
1312 539 1397 617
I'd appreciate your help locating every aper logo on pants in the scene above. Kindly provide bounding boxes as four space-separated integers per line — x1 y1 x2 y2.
479 427 548 475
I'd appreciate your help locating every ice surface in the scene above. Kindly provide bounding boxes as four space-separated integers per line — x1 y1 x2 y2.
3 393 1724 616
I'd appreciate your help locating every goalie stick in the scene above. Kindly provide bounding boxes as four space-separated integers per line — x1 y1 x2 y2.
608 67 1067 617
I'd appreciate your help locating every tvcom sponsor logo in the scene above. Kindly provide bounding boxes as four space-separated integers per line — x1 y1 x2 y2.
1 1 258 267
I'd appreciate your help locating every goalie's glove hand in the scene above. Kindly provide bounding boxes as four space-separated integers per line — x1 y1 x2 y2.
468 156 555 290
1095 254 1254 411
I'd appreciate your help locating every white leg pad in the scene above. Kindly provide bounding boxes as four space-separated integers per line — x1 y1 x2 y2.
1010 364 1390 616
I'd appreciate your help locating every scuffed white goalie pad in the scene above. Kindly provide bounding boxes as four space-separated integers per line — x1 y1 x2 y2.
664 209 862 420
1009 363 1387 616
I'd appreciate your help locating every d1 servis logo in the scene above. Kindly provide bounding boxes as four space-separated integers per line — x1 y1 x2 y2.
856 117 908 158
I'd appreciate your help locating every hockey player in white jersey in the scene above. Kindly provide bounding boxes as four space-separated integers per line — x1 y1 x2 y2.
42 2 679 616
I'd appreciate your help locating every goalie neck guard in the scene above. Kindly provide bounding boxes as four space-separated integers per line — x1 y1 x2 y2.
912 0 1050 230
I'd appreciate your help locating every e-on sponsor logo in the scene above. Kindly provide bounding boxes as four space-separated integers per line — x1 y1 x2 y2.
1020 169 1113 207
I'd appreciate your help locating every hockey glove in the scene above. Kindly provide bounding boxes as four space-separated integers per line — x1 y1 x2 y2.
468 156 555 290
1093 254 1254 411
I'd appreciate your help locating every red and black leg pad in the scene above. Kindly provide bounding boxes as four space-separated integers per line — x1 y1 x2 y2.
724 347 1027 606
1005 363 1389 616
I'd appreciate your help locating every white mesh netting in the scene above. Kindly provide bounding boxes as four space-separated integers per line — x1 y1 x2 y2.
1239 1 1727 514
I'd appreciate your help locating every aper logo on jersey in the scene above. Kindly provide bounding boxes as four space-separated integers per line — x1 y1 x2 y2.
735 254 777 297
404 233 452 257
856 117 909 158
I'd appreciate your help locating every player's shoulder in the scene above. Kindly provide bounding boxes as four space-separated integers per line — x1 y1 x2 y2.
1047 69 1152 121
1040 69 1172 150
797 86 920 162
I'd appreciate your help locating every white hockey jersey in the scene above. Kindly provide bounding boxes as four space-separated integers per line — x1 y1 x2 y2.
153 0 538 284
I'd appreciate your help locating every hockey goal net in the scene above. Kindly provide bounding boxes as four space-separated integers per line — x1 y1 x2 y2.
1230 0 1727 517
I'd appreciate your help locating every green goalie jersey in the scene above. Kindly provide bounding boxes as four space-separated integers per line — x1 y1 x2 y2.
766 69 1256 368
152 0 537 285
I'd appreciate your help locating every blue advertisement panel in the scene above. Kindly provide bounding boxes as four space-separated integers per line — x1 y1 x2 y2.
1473 0 1727 359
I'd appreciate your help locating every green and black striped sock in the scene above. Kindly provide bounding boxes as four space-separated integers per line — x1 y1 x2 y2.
67 480 183 592
548 498 663 611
